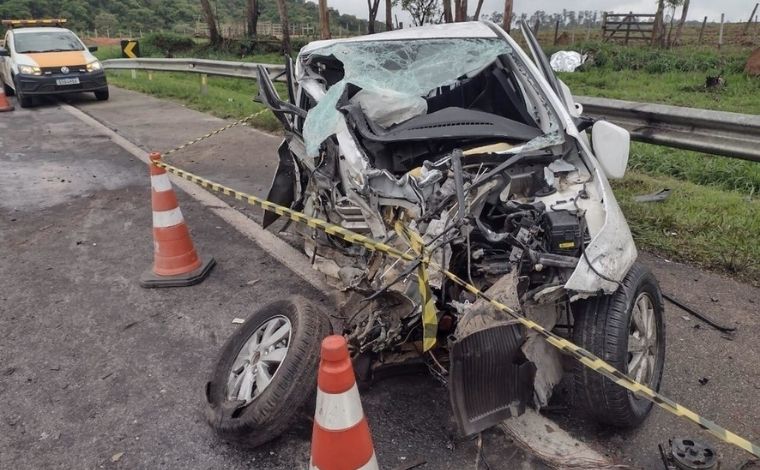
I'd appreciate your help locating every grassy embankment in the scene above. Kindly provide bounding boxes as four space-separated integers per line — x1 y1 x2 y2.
97 42 760 284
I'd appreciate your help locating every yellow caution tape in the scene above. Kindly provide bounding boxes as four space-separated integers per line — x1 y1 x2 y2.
163 108 270 157
152 157 760 458
394 221 437 351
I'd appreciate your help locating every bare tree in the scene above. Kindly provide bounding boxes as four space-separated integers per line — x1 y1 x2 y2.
276 0 291 56
399 0 440 26
672 0 690 47
367 0 381 33
385 0 394 30
319 0 331 39
245 0 259 39
442 0 453 23
502 0 513 31
473 0 484 20
200 0 221 45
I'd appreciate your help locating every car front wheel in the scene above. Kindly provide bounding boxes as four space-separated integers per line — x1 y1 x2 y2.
571 261 666 428
205 296 331 448
94 88 109 101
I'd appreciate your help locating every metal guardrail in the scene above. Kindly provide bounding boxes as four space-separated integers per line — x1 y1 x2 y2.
102 58 285 81
102 58 760 163
577 96 760 163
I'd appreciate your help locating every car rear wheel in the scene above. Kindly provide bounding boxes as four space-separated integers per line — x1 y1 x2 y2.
94 88 109 101
205 296 331 448
571 261 665 428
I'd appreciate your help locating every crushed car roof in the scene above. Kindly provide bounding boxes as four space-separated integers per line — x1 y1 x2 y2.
300 21 498 55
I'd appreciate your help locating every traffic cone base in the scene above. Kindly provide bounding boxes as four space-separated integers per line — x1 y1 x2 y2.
0 89 14 112
140 257 215 288
140 151 214 288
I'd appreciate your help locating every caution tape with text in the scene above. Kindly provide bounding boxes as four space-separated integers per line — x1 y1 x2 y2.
151 155 760 458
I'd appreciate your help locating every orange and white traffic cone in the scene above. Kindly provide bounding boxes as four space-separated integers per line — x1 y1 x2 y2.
0 89 14 112
310 336 379 470
140 152 215 288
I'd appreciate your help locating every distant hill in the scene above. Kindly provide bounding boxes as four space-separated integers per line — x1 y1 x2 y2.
0 0 378 35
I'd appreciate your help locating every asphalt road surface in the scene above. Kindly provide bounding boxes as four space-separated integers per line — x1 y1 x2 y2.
1 88 759 469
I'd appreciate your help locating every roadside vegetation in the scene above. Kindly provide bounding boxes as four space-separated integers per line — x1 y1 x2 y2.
98 39 760 284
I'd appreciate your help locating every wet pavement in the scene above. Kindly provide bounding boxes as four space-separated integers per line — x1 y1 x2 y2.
1 88 758 469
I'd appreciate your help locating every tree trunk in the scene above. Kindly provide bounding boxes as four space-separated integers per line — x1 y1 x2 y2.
652 0 666 47
319 0 330 39
276 0 291 56
666 6 676 48
200 0 221 45
442 0 453 23
474 0 484 20
385 0 393 30
672 0 690 47
245 0 259 39
502 0 513 32
367 0 381 34
454 0 468 22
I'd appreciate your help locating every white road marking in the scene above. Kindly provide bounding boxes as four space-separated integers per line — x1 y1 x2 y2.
60 102 332 294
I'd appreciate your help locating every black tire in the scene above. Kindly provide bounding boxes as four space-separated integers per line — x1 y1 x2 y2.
14 78 32 108
3 80 14 96
205 296 331 448
571 261 665 428
94 88 109 101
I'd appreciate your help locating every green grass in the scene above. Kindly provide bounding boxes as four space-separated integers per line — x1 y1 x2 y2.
105 70 283 133
613 172 760 285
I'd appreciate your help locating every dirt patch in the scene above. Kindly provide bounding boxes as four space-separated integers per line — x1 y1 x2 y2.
745 48 760 76
86 37 122 46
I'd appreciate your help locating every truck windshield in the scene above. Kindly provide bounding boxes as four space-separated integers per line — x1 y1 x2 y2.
14 31 83 53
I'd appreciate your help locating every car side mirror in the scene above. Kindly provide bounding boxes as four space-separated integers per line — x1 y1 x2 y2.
591 120 630 179
88 46 98 52
0 47 9 57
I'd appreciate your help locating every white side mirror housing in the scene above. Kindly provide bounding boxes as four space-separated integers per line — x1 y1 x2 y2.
591 120 630 179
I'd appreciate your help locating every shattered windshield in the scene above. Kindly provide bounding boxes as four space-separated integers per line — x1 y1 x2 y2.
302 38 520 156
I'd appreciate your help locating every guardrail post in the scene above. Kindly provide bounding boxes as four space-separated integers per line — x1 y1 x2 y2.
131 69 137 80
200 73 208 95
148 71 153 81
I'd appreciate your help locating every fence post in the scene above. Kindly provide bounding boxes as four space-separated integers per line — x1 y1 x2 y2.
200 73 208 95
698 16 707 45
553 19 560 45
718 13 725 50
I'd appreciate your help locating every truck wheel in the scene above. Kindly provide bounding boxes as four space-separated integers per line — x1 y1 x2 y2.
94 88 109 101
571 262 665 428
205 296 331 448
3 81 14 96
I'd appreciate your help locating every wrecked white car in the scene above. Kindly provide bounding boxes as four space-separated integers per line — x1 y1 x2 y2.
205 21 665 447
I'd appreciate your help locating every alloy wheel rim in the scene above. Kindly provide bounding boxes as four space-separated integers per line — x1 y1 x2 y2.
226 315 292 403
627 292 658 387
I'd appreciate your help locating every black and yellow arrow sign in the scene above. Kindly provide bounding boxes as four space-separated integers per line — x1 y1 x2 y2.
120 40 139 59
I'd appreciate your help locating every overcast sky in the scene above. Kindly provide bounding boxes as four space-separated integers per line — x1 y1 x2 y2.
308 1 755 24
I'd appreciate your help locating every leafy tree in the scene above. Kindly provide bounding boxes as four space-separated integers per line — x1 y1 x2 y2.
398 0 440 26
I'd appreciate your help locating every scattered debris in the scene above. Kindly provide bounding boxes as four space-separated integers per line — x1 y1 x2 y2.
663 294 736 333
659 438 718 469
633 188 672 203
705 73 727 89
111 452 124 463
549 50 587 72
698 377 710 386
231 318 245 324
3 367 16 376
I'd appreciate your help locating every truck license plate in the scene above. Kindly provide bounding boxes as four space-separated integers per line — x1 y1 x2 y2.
56 78 80 86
